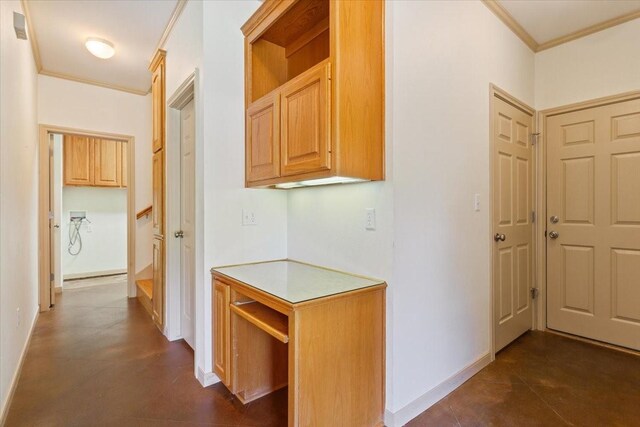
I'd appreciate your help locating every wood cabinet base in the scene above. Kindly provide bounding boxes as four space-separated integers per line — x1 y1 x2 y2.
212 273 385 427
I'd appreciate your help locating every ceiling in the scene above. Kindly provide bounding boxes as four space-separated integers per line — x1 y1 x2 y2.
26 0 179 94
496 0 640 50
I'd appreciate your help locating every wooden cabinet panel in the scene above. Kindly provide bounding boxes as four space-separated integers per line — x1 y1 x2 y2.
152 150 164 236
152 63 165 153
213 280 231 386
152 237 164 329
280 60 330 176
64 135 94 186
121 141 128 188
246 93 280 183
94 138 122 187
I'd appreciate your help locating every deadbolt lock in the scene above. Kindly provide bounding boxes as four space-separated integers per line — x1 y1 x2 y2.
550 215 559 224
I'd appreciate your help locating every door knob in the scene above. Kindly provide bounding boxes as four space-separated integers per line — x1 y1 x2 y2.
494 233 506 242
549 231 559 239
174 230 184 238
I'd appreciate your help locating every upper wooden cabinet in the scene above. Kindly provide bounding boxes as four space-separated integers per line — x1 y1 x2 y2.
64 135 126 188
242 0 384 187
94 138 122 187
150 51 166 153
64 135 94 186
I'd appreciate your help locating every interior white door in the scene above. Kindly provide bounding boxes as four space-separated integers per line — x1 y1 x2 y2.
180 99 196 348
547 97 640 351
492 94 535 352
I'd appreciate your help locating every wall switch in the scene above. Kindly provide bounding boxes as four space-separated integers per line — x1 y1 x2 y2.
365 208 376 230
474 193 480 212
242 209 257 226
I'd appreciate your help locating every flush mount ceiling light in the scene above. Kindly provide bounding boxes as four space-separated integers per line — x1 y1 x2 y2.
85 37 115 59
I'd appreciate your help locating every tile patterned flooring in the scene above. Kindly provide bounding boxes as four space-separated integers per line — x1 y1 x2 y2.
5 280 640 426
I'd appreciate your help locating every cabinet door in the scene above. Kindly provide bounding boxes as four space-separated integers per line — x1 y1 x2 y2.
120 141 128 188
213 280 231 386
152 64 164 153
280 61 331 176
246 93 280 183
152 150 164 236
63 135 94 186
94 138 122 187
152 237 164 329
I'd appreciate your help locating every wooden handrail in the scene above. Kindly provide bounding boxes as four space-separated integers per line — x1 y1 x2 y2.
136 206 152 220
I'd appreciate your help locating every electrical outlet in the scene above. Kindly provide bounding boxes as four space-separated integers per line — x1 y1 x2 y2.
242 209 257 226
365 208 376 230
16 307 21 327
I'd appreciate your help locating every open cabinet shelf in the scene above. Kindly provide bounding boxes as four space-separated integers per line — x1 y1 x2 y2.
242 0 385 188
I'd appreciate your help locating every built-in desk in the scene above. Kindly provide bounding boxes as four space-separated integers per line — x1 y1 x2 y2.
211 260 386 427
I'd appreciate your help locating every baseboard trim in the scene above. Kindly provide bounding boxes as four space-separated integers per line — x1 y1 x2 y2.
63 269 127 280
384 352 491 427
197 368 221 388
0 310 39 426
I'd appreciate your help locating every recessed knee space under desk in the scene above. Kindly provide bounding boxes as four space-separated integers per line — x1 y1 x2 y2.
211 260 387 427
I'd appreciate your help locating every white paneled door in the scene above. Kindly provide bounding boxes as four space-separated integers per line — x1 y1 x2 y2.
493 94 535 352
547 98 640 351
180 99 196 349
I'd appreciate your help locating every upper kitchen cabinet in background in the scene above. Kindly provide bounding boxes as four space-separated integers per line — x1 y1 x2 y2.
242 0 385 188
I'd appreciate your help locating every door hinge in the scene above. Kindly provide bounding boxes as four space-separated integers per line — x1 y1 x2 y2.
531 211 536 223
530 132 540 146
50 273 54 282
530 288 539 300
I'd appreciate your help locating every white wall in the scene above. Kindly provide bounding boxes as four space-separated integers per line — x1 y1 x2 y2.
200 0 288 381
535 19 640 110
287 1 535 423
37 75 152 274
62 187 128 278
0 0 39 418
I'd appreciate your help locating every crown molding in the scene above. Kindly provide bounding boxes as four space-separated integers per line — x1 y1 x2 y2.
481 0 538 51
20 0 42 71
536 10 640 52
39 69 149 96
149 0 188 65
482 0 640 53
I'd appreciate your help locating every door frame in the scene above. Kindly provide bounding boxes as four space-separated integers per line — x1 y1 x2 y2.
535 89 640 331
166 69 204 358
489 84 538 359
38 124 136 312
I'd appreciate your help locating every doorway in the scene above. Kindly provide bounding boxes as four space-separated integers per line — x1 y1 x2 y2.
490 86 536 353
541 93 640 351
39 125 136 311
166 71 200 350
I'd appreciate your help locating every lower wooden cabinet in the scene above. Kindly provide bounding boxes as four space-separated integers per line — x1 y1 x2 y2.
152 237 164 329
213 279 231 386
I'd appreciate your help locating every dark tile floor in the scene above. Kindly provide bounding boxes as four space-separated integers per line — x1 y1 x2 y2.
407 331 640 427
5 281 287 427
6 281 640 426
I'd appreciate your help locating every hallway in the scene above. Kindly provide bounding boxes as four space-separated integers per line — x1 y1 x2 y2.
4 283 286 426
6 282 640 426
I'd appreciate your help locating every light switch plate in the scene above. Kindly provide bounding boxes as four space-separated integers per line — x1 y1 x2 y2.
365 208 376 230
242 209 257 226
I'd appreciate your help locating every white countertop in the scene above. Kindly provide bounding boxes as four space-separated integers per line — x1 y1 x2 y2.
212 260 384 304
